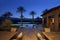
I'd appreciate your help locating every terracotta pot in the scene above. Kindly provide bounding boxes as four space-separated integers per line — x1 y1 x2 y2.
11 27 17 32
44 28 50 32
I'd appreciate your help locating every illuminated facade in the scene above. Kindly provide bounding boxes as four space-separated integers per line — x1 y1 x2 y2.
41 6 60 31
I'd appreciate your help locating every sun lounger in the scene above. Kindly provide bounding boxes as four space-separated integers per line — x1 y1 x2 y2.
37 32 46 40
16 32 23 40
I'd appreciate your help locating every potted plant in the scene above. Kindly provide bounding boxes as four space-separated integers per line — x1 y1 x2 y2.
11 26 18 32
44 25 50 32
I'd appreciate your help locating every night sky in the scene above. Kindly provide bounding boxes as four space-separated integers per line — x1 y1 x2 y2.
0 0 60 18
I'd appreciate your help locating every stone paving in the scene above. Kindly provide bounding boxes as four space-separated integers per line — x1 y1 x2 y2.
16 25 44 40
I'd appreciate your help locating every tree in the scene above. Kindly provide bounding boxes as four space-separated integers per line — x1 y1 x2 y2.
36 17 42 24
36 17 40 19
30 11 36 28
2 12 12 18
1 12 13 29
0 19 12 31
2 19 12 28
17 6 25 26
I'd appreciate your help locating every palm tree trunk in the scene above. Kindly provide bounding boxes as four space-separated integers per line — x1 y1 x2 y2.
20 12 23 26
32 15 34 28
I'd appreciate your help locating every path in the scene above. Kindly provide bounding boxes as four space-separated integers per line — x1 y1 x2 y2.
22 28 37 40
16 25 43 40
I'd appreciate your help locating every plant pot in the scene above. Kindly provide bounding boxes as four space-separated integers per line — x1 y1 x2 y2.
11 27 17 32
44 28 50 32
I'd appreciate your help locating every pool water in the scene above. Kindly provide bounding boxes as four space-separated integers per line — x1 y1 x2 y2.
11 22 42 28
11 23 43 29
11 24 35 28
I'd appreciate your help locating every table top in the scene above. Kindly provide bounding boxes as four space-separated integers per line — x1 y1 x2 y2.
43 32 60 40
0 31 16 40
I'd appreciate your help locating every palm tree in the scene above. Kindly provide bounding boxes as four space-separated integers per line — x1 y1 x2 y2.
2 12 12 18
30 11 36 28
17 6 25 26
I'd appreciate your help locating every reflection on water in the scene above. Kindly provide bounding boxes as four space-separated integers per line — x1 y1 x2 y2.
11 24 34 28
11 22 42 28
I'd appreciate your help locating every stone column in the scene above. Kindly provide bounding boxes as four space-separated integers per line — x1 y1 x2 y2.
42 18 44 26
42 17 45 31
54 14 59 31
46 16 49 27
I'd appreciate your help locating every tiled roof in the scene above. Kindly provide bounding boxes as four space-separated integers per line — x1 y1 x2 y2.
41 6 60 16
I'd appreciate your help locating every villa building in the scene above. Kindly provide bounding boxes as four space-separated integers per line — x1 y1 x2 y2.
41 6 60 31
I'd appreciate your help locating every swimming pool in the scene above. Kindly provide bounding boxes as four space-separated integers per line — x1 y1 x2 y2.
11 24 34 28
11 23 42 29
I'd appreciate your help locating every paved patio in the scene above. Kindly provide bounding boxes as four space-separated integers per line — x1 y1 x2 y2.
15 26 44 40
43 32 60 40
0 31 16 40
0 25 44 40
